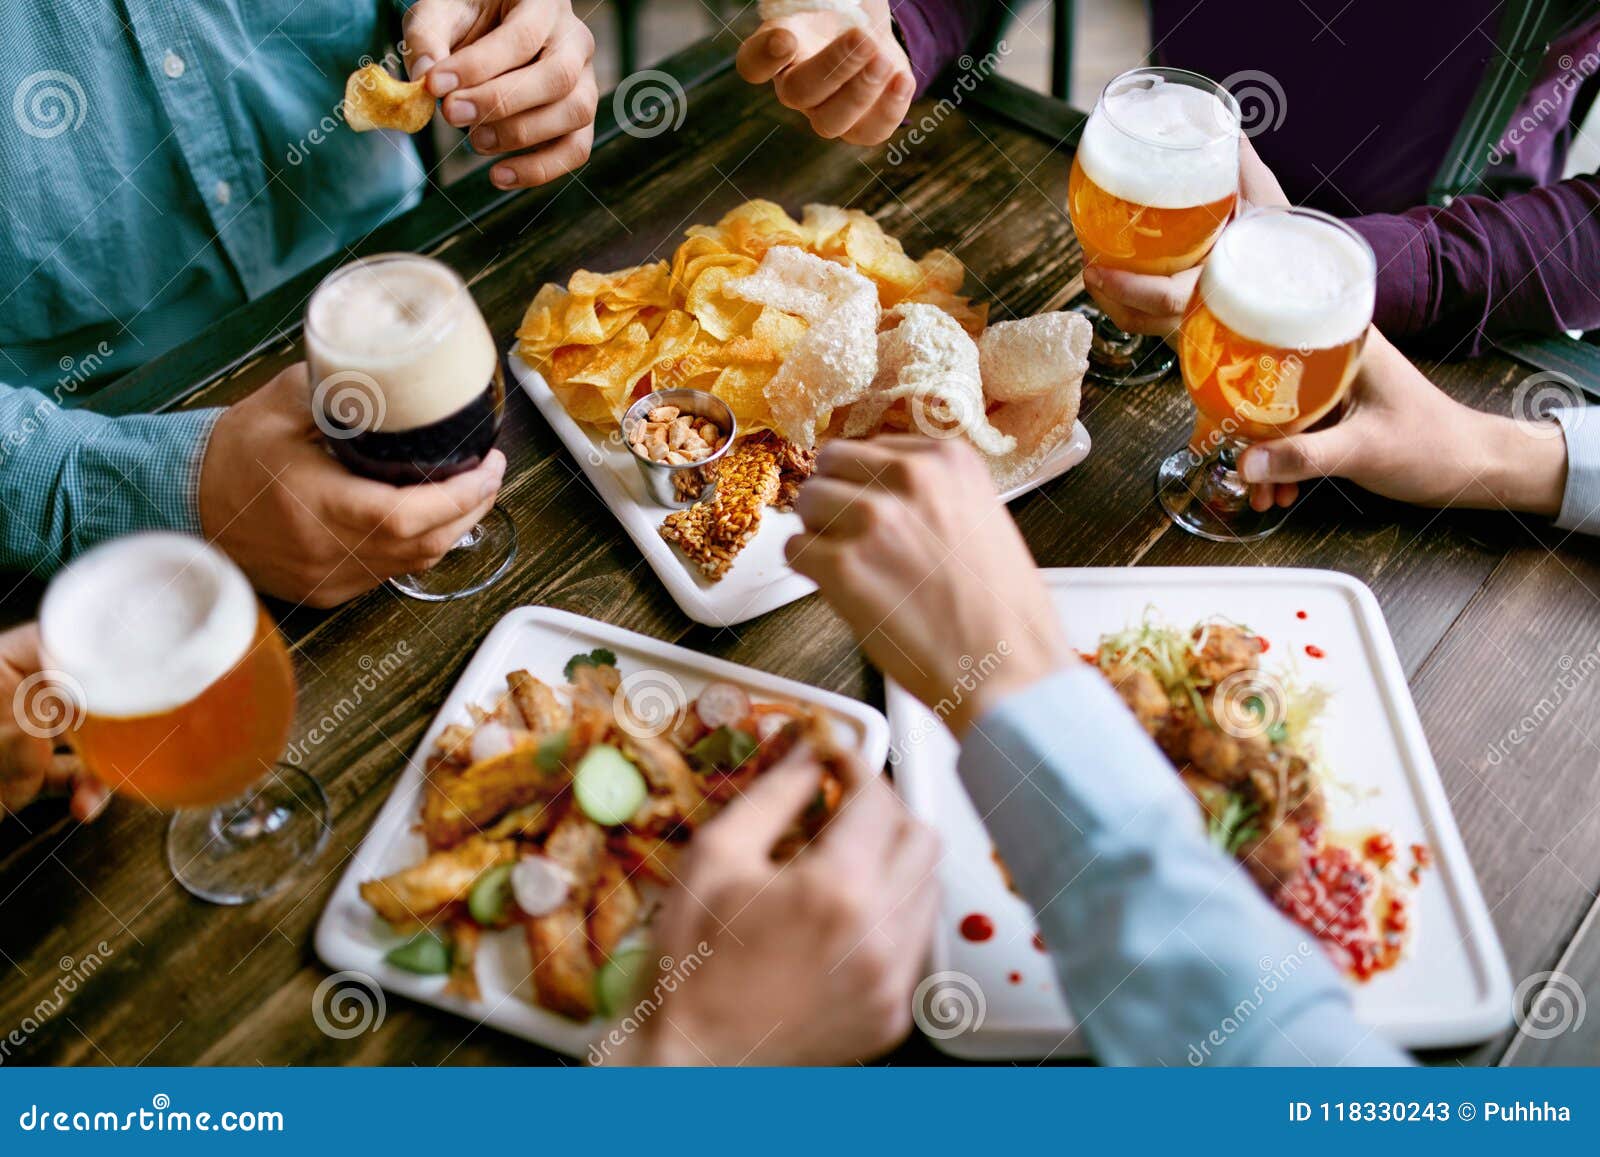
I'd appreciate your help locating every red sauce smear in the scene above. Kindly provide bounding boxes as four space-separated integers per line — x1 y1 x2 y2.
1277 842 1391 980
1304 644 1325 659
1257 635 1271 653
959 913 995 943
1007 971 1023 985
1364 832 1397 868
1031 932 1047 953
1296 610 1308 620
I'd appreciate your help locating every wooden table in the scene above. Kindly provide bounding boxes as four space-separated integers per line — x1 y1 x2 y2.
3 28 1597 1068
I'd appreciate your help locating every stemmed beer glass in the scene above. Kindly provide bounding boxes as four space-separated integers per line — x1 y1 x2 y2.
304 253 516 601
1068 66 1241 386
1155 206 1377 542
39 532 326 904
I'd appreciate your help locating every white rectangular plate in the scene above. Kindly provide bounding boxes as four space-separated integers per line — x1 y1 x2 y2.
510 352 1091 627
887 567 1513 1060
315 605 889 1059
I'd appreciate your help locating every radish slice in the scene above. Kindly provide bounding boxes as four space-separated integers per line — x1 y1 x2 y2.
511 855 574 918
695 682 751 729
470 721 515 764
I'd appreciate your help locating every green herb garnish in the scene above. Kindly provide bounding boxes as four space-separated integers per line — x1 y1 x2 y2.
564 648 618 681
1207 793 1260 857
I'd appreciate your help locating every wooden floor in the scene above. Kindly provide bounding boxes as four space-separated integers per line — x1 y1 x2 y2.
1 30 1597 1067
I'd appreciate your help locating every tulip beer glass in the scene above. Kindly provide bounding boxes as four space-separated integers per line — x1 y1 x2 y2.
1068 66 1241 386
1155 206 1376 542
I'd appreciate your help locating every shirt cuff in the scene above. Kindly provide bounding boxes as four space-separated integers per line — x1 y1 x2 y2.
71 406 225 548
1346 213 1432 338
1553 405 1600 534
955 665 1202 885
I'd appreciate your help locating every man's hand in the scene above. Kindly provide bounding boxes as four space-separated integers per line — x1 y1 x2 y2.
616 745 939 1066
1083 136 1291 338
404 0 598 188
1237 328 1569 516
0 624 108 823
737 1 914 145
198 364 506 609
786 436 1073 735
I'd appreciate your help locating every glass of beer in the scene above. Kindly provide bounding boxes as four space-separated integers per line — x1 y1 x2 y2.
38 532 327 904
1156 206 1376 541
1068 67 1241 386
304 253 516 601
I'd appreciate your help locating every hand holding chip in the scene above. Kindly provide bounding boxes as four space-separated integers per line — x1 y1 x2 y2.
402 0 598 188
738 0 915 146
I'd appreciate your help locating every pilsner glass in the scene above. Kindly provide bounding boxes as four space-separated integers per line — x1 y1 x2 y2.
304 253 516 601
1068 66 1241 386
39 532 327 904
1156 206 1376 542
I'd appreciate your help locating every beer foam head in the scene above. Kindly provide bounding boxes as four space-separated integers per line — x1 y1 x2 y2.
1078 72 1240 209
1200 210 1376 349
39 533 259 719
305 254 497 433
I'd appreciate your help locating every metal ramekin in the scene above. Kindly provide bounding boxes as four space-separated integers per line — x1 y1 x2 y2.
621 388 738 509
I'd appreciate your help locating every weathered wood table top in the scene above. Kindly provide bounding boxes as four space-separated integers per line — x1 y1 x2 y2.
2 29 1597 1067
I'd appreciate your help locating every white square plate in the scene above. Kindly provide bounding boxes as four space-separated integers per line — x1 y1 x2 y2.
887 567 1513 1060
314 605 889 1059
510 352 1091 627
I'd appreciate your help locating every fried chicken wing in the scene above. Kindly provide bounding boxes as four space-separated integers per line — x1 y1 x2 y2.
525 904 597 1020
588 855 643 964
360 838 517 928
422 748 564 849
508 670 569 734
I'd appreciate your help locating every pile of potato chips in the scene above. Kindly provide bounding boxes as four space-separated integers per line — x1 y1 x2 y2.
515 200 986 433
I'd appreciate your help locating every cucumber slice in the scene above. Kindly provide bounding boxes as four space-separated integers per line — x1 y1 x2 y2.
467 862 515 926
573 744 648 826
595 946 654 1018
386 932 451 975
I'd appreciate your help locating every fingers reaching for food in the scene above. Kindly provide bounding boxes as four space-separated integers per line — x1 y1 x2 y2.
738 1 915 146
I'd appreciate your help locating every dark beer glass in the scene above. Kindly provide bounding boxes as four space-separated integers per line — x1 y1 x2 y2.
304 254 516 600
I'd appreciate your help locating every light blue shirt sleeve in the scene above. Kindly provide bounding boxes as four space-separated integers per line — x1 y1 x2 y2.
0 383 224 576
955 665 1411 1067
1552 406 1600 535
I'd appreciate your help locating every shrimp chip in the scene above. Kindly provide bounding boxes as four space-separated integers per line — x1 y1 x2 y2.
978 312 1093 402
843 303 1015 456
982 314 1090 490
344 64 435 134
727 247 880 446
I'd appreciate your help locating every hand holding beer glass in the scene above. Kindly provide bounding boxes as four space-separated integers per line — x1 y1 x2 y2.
39 533 324 904
1156 206 1377 541
305 254 516 601
1068 67 1241 386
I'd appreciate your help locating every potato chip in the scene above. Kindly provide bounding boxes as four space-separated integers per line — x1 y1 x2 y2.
686 265 764 342
917 249 966 295
344 64 435 134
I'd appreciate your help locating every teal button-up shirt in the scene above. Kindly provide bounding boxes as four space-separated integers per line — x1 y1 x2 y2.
0 1 423 575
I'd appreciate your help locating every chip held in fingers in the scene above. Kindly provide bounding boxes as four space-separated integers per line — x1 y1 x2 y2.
757 0 868 28
344 63 435 134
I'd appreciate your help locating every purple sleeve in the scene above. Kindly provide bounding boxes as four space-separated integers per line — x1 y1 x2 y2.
1348 174 1600 357
889 0 988 99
